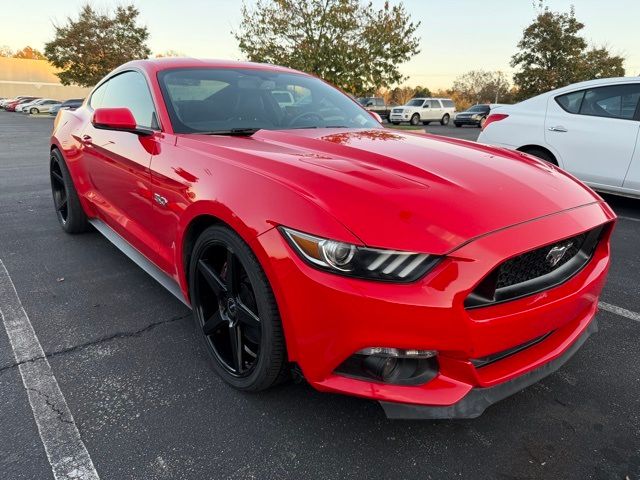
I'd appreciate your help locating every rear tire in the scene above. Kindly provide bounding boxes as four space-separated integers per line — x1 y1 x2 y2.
30 107 39 114
189 225 289 392
410 114 420 126
50 149 89 233
440 114 450 126
521 147 557 165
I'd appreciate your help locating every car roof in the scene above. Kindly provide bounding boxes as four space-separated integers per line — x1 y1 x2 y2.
547 76 640 95
114 58 309 77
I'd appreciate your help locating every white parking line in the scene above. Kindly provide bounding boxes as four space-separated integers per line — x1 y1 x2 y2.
0 260 100 480
599 301 640 323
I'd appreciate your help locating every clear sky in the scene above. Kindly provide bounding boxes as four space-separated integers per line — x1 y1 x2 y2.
1 0 638 89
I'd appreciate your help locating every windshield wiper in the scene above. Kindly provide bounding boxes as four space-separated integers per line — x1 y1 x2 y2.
201 128 261 136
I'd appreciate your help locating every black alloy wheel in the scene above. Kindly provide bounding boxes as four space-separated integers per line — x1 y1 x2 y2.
50 159 69 225
190 225 288 391
49 149 89 233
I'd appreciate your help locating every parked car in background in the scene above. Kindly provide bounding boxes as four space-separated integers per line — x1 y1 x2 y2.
17 98 51 113
26 99 61 114
479 77 640 199
50 58 613 419
1 96 29 109
5 97 40 112
357 97 394 120
49 98 84 115
454 104 507 128
389 98 456 126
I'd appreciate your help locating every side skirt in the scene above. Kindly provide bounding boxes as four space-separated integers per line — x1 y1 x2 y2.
89 219 191 308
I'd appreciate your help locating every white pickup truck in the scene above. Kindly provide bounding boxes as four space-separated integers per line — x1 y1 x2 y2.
389 98 456 126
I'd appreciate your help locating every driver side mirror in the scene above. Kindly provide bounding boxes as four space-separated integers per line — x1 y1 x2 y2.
92 107 153 136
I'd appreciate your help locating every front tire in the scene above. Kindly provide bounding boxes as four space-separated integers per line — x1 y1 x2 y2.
410 113 420 126
189 225 288 391
440 114 450 126
50 149 89 233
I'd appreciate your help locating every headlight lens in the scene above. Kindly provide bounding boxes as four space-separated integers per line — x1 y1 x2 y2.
280 227 439 282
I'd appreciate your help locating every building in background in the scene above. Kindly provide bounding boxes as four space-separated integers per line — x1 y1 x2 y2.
0 57 89 99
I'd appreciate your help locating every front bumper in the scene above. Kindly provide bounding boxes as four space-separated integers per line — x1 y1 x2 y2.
256 201 614 416
454 117 481 126
389 113 410 122
381 317 598 419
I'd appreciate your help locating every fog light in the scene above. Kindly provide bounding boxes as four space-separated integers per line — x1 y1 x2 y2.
357 347 437 359
333 347 439 385
363 355 399 380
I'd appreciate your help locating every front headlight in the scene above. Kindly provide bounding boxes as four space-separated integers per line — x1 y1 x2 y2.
280 227 439 282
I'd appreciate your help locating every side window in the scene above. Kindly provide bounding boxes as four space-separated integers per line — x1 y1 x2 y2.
556 91 585 114
429 100 440 108
89 82 108 110
577 84 640 120
101 71 158 128
441 100 454 109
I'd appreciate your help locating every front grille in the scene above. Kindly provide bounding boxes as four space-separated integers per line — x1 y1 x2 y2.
495 233 586 289
465 226 604 309
392 108 403 114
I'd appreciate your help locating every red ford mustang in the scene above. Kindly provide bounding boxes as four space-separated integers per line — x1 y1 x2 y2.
50 58 615 418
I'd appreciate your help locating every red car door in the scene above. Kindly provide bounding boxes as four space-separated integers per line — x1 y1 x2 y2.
79 71 164 265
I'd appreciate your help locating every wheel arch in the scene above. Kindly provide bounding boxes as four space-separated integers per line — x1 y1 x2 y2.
516 144 559 166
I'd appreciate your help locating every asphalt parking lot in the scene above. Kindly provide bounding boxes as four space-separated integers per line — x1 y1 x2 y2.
1 112 639 480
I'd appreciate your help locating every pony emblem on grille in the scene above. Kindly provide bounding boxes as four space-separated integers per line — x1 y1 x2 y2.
546 242 574 267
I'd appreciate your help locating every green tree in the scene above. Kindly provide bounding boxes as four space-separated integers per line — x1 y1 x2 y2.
511 4 625 100
13 46 46 60
44 4 151 87
452 70 510 106
413 85 432 98
235 0 420 96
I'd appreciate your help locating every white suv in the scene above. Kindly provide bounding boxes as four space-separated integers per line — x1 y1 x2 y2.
389 98 456 126
478 77 640 199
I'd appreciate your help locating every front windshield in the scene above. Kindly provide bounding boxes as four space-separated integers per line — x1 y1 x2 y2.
406 99 424 107
158 68 380 134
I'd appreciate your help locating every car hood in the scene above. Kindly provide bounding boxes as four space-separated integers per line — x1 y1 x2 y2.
180 128 601 254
